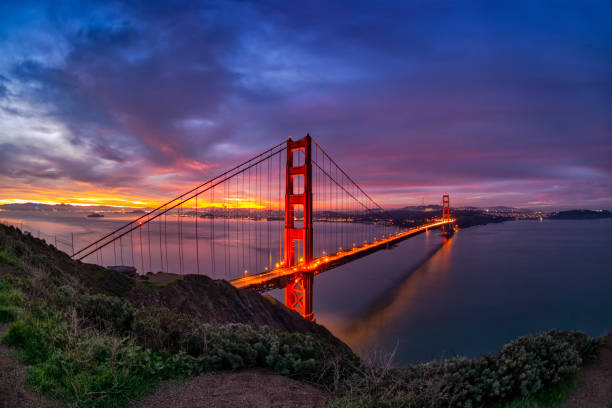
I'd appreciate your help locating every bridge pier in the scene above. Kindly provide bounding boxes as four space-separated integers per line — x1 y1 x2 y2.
285 271 314 321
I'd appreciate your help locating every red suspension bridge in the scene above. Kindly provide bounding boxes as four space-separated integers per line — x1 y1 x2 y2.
73 135 455 321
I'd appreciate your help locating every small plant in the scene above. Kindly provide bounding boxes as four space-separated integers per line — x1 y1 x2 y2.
2 314 66 364
0 248 26 272
77 294 135 333
0 278 24 322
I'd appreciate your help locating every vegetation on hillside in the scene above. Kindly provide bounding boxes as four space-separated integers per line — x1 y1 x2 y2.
0 224 605 408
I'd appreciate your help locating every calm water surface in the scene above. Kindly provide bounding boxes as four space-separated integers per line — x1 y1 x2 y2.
306 219 612 364
2 213 610 364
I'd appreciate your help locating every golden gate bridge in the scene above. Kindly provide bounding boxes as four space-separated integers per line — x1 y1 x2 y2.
72 135 455 321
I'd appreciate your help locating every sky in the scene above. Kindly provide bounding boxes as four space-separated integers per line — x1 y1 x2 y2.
0 0 611 210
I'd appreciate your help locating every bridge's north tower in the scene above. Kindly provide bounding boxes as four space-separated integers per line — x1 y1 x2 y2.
442 194 450 220
284 135 315 321
442 193 452 237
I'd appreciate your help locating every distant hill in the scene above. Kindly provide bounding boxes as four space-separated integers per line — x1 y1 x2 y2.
0 202 147 214
548 209 612 220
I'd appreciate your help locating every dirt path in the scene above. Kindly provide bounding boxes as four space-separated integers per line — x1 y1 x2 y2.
131 370 329 408
560 334 612 408
0 324 60 408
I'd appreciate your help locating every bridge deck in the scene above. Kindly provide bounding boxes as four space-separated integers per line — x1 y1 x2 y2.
231 218 455 290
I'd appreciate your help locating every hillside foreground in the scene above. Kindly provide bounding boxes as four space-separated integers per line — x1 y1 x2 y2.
0 223 608 408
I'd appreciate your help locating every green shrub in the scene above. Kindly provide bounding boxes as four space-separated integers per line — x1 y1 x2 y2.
132 309 358 384
338 330 603 408
0 305 20 322
132 307 206 355
0 278 24 322
2 315 65 364
547 330 604 363
496 332 582 397
77 294 135 333
0 248 26 271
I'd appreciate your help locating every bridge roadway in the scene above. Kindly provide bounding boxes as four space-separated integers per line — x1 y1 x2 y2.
231 218 455 291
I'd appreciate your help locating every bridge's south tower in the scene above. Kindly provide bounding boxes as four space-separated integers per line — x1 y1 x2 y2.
284 135 314 321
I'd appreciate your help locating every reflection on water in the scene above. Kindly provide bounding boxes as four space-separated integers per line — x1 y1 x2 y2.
339 236 455 353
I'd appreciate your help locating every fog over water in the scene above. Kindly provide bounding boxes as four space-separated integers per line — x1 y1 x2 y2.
2 212 610 364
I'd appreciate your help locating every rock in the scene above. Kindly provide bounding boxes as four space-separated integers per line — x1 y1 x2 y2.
107 265 138 277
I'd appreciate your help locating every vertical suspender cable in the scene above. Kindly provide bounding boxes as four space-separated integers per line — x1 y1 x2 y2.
257 162 260 270
164 214 169 273
268 156 271 269
158 218 163 273
147 219 152 272
248 167 252 272
178 206 182 274
130 229 135 267
120 236 124 265
211 188 215 276
139 226 144 273
241 171 245 273
278 151 282 266
225 181 229 279
195 194 200 275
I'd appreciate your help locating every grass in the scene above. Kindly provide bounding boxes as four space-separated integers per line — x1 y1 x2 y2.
489 374 580 407
0 280 355 407
1 304 192 407
0 277 24 323
141 279 183 289
0 248 26 272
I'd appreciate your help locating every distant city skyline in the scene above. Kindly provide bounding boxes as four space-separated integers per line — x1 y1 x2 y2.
1 1 611 210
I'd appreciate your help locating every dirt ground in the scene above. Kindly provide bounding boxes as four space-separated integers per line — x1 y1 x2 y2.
560 333 612 408
131 370 329 408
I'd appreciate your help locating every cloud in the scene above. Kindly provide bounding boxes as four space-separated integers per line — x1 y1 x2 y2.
0 0 610 209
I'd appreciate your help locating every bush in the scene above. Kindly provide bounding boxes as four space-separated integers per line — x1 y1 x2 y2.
2 314 66 364
0 248 26 271
496 332 582 397
77 294 135 333
132 307 206 355
131 307 359 386
337 330 604 408
132 308 359 384
548 330 604 363
0 278 24 322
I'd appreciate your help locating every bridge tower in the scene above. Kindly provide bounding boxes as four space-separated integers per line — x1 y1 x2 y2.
284 135 314 321
442 194 450 220
442 194 452 237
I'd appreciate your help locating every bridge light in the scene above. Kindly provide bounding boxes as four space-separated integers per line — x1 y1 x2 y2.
244 269 248 276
